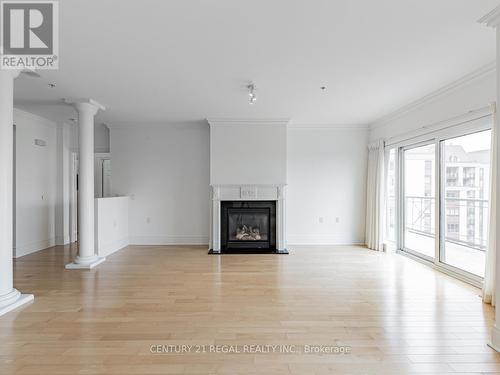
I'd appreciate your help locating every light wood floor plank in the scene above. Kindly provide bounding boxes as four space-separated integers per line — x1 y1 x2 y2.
1 244 498 374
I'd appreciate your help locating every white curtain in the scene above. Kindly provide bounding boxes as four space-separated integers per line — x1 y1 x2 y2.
366 140 385 251
484 102 498 305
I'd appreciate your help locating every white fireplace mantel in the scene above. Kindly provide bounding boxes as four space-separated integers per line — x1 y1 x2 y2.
209 184 287 253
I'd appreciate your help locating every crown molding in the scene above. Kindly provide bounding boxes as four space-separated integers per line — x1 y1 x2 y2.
13 108 57 128
370 61 496 130
207 118 290 127
287 123 369 130
478 6 500 27
106 120 207 130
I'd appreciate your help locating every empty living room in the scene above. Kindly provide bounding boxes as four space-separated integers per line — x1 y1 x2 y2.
3 0 500 374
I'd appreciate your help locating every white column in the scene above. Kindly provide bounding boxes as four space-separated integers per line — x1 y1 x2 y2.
65 98 106 269
210 186 221 254
276 185 288 254
0 70 34 316
479 6 500 352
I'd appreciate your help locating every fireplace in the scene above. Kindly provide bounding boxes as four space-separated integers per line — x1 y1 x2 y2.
220 201 276 251
209 185 287 254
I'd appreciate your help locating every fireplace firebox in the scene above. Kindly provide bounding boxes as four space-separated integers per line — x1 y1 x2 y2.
220 201 276 252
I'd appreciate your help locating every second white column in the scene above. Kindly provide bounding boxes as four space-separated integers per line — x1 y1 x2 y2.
65 99 106 269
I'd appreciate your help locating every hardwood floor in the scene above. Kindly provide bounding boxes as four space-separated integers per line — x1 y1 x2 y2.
1 244 498 374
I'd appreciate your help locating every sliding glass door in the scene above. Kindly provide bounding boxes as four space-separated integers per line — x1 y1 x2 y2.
439 130 491 277
397 124 492 284
402 143 436 260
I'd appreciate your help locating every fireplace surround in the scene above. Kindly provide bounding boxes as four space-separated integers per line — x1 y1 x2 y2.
209 185 288 254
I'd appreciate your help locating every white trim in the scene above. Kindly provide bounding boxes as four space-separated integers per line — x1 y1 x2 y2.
97 237 129 257
371 62 496 129
287 123 369 130
13 108 57 128
207 118 290 127
65 98 105 111
129 236 209 246
478 6 500 28
385 106 493 148
287 235 365 245
55 235 70 246
14 238 55 258
65 257 106 270
396 250 482 289
0 294 34 317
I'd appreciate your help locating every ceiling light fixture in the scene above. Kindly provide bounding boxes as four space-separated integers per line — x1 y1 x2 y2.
247 83 257 104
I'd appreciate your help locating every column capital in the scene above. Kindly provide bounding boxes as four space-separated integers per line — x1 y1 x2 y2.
65 98 105 115
479 6 500 28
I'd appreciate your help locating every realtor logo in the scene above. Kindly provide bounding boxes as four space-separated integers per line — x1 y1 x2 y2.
1 0 58 69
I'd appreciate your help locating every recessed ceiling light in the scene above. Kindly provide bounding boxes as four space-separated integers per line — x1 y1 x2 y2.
48 83 56 88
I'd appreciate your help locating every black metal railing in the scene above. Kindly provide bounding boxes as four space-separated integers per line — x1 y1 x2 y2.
404 196 488 251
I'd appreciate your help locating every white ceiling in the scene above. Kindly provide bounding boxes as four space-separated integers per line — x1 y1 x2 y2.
13 0 500 126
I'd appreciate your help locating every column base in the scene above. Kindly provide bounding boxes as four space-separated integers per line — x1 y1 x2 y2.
65 256 106 269
0 291 34 317
489 325 500 352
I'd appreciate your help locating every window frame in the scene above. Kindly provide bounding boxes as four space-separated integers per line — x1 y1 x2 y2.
391 115 492 288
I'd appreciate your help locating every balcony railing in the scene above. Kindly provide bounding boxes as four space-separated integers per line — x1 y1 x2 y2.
403 196 488 251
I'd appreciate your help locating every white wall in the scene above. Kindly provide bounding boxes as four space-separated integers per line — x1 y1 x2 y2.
14 109 57 257
95 196 129 257
94 123 110 153
370 67 496 142
55 123 71 245
110 123 210 245
286 126 369 245
210 122 287 185
111 122 368 246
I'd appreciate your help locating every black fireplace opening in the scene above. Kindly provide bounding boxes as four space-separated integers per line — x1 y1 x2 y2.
221 201 276 251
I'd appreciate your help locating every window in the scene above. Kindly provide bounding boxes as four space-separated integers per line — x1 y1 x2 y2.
463 168 475 187
441 130 491 277
403 143 435 260
385 149 396 245
446 167 459 186
398 127 491 281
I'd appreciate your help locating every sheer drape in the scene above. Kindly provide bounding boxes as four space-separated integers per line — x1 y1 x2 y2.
365 140 385 251
484 103 497 305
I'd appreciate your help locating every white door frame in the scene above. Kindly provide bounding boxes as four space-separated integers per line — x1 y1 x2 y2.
69 152 78 243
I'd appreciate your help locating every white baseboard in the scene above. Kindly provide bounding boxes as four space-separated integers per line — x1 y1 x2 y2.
55 235 71 246
129 235 209 246
14 237 56 258
98 237 129 257
287 234 365 246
